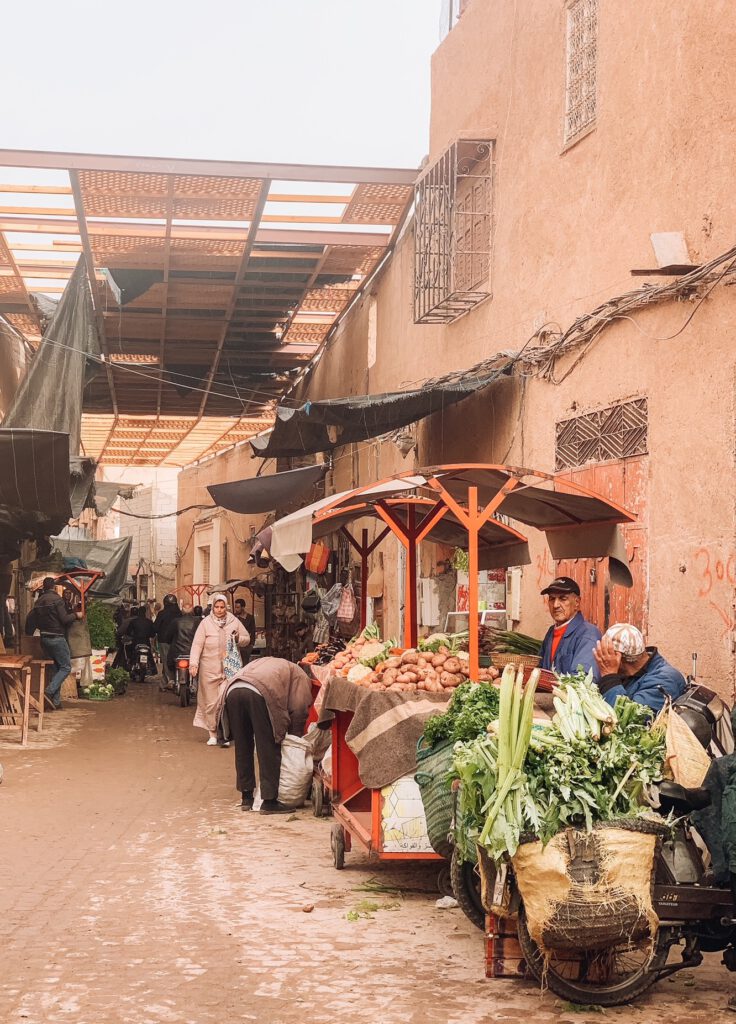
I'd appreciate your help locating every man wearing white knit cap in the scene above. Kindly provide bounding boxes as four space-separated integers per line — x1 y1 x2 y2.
593 622 686 714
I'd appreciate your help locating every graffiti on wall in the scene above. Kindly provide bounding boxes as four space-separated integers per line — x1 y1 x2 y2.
693 547 736 639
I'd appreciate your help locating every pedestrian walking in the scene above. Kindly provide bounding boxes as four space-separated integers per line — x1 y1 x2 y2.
234 598 256 663
217 657 313 813
24 577 83 709
189 594 250 745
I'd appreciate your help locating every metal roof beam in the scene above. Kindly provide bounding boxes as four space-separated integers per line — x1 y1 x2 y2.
0 149 417 186
0 216 391 248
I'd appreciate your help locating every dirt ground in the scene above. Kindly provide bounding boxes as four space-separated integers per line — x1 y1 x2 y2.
0 681 733 1024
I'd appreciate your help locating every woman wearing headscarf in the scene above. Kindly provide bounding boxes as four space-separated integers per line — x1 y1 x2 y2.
189 594 250 744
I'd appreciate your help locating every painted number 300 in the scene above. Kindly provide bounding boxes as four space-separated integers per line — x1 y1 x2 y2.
693 547 736 597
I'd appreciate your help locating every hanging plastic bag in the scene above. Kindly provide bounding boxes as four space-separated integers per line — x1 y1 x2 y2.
223 631 243 680
666 708 711 788
321 583 343 623
304 721 332 761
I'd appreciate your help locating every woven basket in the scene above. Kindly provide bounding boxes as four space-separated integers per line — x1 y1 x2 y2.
415 737 455 859
490 653 541 670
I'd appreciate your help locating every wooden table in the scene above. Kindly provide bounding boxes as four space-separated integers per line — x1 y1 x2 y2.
0 654 33 745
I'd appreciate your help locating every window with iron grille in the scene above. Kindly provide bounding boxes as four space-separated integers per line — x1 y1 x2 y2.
555 398 648 471
414 139 492 324
564 0 598 146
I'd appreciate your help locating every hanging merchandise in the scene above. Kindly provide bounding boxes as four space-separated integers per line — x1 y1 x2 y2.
321 583 343 624
305 542 330 575
301 589 321 614
337 579 357 623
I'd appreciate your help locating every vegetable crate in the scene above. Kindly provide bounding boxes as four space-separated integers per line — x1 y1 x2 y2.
328 708 443 869
485 914 527 979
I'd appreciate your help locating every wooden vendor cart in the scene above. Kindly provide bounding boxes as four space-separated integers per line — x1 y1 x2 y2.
270 464 637 883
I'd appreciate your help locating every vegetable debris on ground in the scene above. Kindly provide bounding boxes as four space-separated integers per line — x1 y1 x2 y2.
453 669 667 861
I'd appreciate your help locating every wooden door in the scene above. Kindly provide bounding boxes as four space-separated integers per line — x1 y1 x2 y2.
556 458 648 633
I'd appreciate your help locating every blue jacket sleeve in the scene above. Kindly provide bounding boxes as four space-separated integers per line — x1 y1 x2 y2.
601 660 687 714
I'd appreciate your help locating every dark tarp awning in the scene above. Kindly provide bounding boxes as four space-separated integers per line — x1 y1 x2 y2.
0 428 72 560
2 259 100 455
35 536 133 599
208 463 327 514
69 457 98 518
93 481 136 516
250 356 515 459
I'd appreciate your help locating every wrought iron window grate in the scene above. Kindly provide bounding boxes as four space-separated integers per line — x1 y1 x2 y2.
556 398 648 471
565 0 598 146
414 139 492 324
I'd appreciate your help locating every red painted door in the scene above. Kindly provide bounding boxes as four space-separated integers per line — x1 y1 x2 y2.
556 458 648 633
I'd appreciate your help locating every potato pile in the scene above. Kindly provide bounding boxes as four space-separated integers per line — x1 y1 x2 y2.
351 646 499 693
329 633 386 676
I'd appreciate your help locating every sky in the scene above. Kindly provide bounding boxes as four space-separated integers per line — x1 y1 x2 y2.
1 0 442 169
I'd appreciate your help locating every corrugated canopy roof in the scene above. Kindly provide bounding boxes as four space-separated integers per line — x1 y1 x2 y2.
0 149 416 466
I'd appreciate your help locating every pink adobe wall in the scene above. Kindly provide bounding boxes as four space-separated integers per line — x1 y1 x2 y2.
191 1 736 695
294 1 736 694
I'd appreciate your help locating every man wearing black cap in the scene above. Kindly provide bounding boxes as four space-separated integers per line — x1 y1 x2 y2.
539 576 601 678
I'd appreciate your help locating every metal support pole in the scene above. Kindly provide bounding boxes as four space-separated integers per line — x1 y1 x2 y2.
467 487 480 681
360 528 369 631
405 506 418 649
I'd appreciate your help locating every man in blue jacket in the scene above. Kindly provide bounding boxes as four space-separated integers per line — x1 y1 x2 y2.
593 623 686 714
539 576 601 678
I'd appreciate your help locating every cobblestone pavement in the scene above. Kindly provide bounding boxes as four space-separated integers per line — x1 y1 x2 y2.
0 682 733 1024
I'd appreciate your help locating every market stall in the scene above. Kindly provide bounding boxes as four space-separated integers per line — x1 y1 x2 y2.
272 465 636 876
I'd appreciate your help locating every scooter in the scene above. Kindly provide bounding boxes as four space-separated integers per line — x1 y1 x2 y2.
131 643 153 684
173 656 196 707
513 684 736 1006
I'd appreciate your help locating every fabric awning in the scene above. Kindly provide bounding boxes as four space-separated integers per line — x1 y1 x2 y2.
267 464 637 585
93 481 136 516
0 428 72 559
207 463 327 515
250 356 515 458
44 535 133 598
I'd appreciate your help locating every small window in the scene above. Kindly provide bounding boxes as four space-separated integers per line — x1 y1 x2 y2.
564 0 598 147
414 139 492 324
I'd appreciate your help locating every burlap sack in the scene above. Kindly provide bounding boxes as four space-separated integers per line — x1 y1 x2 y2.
513 821 664 953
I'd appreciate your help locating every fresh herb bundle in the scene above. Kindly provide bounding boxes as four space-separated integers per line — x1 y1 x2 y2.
422 680 501 747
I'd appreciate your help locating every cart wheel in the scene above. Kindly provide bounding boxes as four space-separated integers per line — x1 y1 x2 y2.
330 824 345 869
436 863 453 898
312 777 324 818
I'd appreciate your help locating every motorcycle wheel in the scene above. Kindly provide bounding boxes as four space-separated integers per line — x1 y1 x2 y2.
450 846 485 931
517 907 663 1007
179 681 189 708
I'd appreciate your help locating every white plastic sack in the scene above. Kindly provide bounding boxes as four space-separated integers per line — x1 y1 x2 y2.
321 744 332 780
304 722 332 761
278 734 314 808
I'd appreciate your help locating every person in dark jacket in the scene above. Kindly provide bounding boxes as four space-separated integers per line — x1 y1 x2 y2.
25 577 82 708
234 598 256 663
539 576 601 678
124 606 157 674
153 594 181 685
593 622 686 714
165 602 200 673
217 657 313 814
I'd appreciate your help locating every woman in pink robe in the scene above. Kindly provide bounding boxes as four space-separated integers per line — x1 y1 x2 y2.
189 594 250 744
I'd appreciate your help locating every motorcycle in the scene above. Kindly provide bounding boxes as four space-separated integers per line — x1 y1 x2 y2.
507 684 736 1006
173 656 196 708
131 643 153 684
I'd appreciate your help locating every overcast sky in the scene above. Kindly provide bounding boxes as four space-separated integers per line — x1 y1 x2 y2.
1 0 441 168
